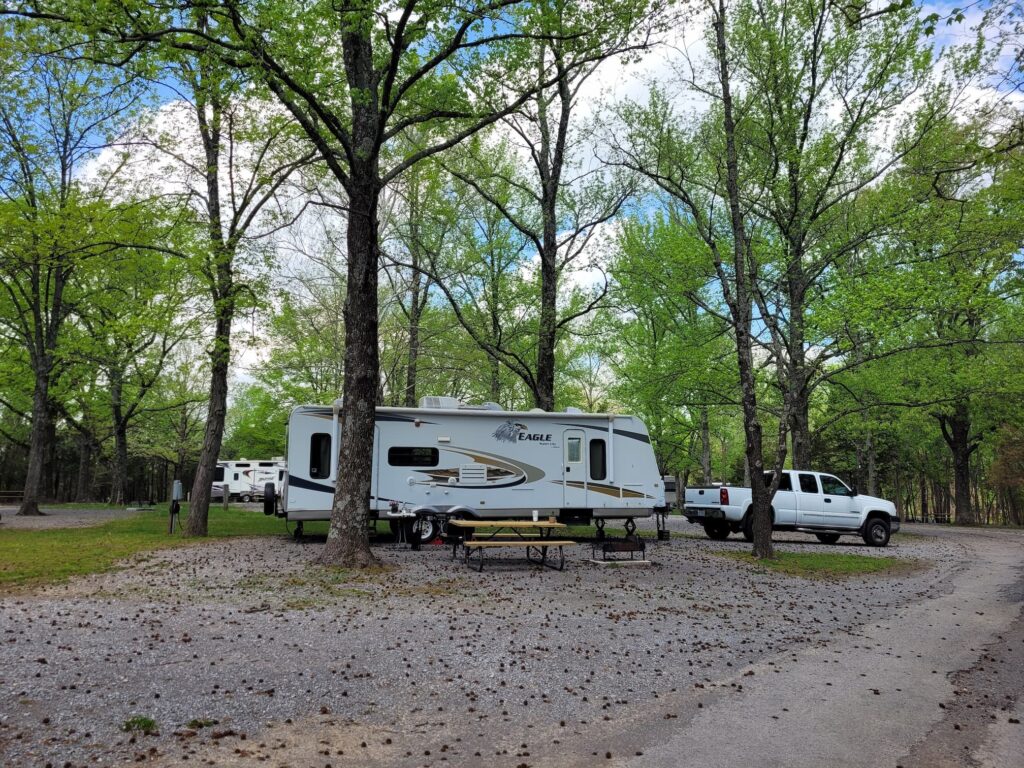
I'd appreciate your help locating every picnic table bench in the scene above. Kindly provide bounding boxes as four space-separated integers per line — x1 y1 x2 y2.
446 519 574 571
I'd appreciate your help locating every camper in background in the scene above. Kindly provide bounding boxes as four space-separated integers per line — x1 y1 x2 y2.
213 458 287 502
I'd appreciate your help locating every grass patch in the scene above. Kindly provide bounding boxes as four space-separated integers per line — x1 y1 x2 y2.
122 716 158 735
0 505 323 590
716 550 921 578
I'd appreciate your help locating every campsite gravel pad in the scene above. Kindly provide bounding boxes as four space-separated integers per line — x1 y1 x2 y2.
0 526 960 766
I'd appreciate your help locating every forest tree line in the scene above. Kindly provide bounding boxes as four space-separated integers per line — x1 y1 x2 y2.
0 0 1022 563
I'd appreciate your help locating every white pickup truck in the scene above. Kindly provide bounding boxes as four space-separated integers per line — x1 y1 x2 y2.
683 470 900 547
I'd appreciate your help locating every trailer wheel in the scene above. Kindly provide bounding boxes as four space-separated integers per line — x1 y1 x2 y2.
241 493 252 503
703 521 730 540
416 517 439 545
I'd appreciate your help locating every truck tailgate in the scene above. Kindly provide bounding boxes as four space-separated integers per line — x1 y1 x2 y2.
684 487 720 508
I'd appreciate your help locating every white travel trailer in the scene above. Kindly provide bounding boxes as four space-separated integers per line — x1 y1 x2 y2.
277 397 665 540
214 458 287 502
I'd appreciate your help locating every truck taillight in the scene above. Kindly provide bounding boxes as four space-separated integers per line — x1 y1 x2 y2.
720 487 729 505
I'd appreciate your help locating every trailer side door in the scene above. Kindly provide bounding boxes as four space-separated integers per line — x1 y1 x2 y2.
562 429 588 507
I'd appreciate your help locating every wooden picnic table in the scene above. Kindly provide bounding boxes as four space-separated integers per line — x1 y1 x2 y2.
445 519 574 571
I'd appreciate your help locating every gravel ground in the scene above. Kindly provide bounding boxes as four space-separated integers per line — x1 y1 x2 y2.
0 517 964 767
0 507 141 530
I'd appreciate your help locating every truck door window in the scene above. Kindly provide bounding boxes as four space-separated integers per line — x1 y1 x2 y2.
589 439 607 480
310 433 331 478
820 475 853 496
762 472 792 491
567 437 582 463
799 474 819 494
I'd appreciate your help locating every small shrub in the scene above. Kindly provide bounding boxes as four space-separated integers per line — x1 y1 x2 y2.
122 716 157 735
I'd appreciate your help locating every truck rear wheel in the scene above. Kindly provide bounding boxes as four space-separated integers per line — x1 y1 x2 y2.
742 508 774 542
862 517 891 547
703 521 730 540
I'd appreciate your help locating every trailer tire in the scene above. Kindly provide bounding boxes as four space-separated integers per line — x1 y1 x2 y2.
241 493 252 503
416 517 439 545
703 521 730 540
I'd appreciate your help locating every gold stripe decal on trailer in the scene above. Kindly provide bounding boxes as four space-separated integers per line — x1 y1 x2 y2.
553 480 651 499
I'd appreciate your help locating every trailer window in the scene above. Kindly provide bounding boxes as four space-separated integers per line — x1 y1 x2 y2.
388 447 439 467
589 439 607 480
310 433 332 478
567 437 582 463
799 473 819 494
213 467 224 482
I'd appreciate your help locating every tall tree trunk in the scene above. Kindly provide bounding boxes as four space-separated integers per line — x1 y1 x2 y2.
713 0 774 558
865 432 877 497
17 373 50 516
788 396 811 470
700 407 712 484
109 374 128 506
43 406 59 501
183 54 236 537
490 281 502 402
533 52 570 413
320 176 380 567
536 236 557 411
74 434 94 503
111 423 129 506
185 303 232 536
937 404 977 525
404 268 422 408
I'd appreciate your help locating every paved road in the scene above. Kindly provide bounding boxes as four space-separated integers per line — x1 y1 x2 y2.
552 525 1024 767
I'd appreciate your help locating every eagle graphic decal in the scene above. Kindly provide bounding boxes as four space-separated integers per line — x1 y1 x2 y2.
493 420 528 444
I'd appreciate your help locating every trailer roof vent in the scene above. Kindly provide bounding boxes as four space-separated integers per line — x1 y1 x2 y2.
420 395 463 409
564 407 583 414
480 402 503 411
529 407 546 413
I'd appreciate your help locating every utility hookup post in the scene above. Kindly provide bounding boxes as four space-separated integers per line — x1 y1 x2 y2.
168 480 183 534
